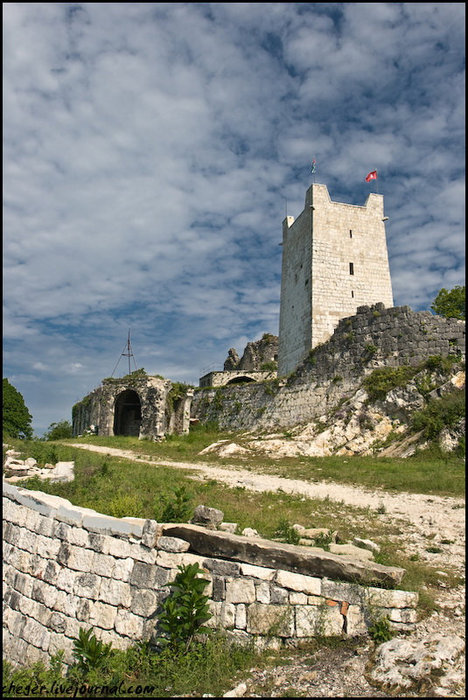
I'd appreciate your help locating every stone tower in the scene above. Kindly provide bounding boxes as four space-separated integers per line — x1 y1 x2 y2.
278 183 393 376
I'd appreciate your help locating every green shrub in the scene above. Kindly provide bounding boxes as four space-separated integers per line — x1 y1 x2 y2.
274 518 301 545
156 486 193 523
72 627 113 672
411 390 465 440
368 615 393 643
159 563 211 650
362 366 418 400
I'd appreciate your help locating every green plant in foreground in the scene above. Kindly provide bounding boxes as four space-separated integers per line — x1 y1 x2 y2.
159 563 212 650
72 627 113 672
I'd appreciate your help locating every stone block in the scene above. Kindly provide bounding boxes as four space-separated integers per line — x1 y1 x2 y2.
91 552 116 578
36 535 61 560
203 559 241 576
289 591 308 605
99 578 132 607
55 569 77 594
212 576 225 601
114 610 145 638
53 590 80 617
275 570 321 595
67 527 89 548
247 604 294 637
235 604 247 630
385 607 418 624
48 612 68 634
129 561 157 589
112 557 135 582
206 601 236 629
157 536 190 553
89 601 117 630
366 588 419 609
270 586 289 604
82 513 142 538
345 604 368 635
225 578 256 604
295 604 344 637
73 572 101 599
255 581 271 604
130 589 159 617
101 536 135 559
239 563 277 580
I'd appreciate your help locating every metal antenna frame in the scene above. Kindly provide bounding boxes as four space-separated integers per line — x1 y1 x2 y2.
110 330 138 377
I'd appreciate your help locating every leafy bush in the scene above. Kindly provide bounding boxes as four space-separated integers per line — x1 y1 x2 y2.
368 615 393 643
43 420 73 440
159 563 211 650
156 486 193 522
411 390 465 439
274 518 301 545
72 627 113 672
362 366 418 401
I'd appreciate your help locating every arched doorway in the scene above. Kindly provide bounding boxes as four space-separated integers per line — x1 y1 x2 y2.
113 390 142 436
226 376 256 385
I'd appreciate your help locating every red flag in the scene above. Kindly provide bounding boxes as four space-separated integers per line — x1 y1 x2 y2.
365 170 378 182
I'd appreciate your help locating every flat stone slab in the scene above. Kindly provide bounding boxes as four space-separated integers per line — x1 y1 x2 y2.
162 524 405 586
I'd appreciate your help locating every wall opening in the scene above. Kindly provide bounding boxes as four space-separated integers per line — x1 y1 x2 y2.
113 390 142 436
226 376 256 385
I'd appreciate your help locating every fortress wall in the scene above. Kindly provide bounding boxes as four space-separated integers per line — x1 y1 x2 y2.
3 482 418 668
192 304 465 431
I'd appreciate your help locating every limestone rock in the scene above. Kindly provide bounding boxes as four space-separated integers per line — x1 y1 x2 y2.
368 634 465 692
353 537 381 554
242 528 259 538
163 523 405 586
191 505 224 529
329 543 374 561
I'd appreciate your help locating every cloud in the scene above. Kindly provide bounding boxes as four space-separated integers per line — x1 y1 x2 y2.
3 2 465 434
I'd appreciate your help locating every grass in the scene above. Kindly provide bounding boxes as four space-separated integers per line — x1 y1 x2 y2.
56 429 466 498
6 437 463 602
2 633 260 698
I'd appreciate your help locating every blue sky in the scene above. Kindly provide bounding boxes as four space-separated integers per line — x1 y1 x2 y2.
3 3 465 436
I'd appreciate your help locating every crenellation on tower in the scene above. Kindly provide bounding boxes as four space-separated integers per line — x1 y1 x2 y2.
278 183 393 376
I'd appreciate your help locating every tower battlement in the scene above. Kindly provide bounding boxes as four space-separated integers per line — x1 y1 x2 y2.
278 183 393 376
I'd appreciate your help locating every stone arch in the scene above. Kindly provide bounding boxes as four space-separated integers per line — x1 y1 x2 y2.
113 389 142 436
226 376 256 385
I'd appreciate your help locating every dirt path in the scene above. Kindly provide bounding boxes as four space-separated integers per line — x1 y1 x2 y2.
69 443 465 697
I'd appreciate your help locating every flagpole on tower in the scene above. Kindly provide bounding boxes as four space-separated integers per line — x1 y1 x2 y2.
311 158 316 184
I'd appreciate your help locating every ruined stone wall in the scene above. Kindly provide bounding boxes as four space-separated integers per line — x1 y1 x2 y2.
3 482 418 668
72 376 192 439
192 304 465 431
278 184 394 376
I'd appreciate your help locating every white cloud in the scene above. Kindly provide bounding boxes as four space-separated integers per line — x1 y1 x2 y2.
3 2 465 434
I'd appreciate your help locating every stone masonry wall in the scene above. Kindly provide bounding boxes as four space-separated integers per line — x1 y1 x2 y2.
278 184 394 376
192 304 465 431
3 481 418 668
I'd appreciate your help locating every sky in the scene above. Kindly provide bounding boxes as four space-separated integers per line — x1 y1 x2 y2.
3 3 465 436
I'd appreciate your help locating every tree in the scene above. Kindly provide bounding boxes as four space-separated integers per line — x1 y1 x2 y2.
3 378 33 439
431 285 465 320
43 419 73 441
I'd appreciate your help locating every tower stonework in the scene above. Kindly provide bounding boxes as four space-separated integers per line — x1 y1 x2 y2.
278 183 393 376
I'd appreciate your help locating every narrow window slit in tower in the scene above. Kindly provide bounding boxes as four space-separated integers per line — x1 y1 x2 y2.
349 230 353 238
351 290 354 298
349 262 354 275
